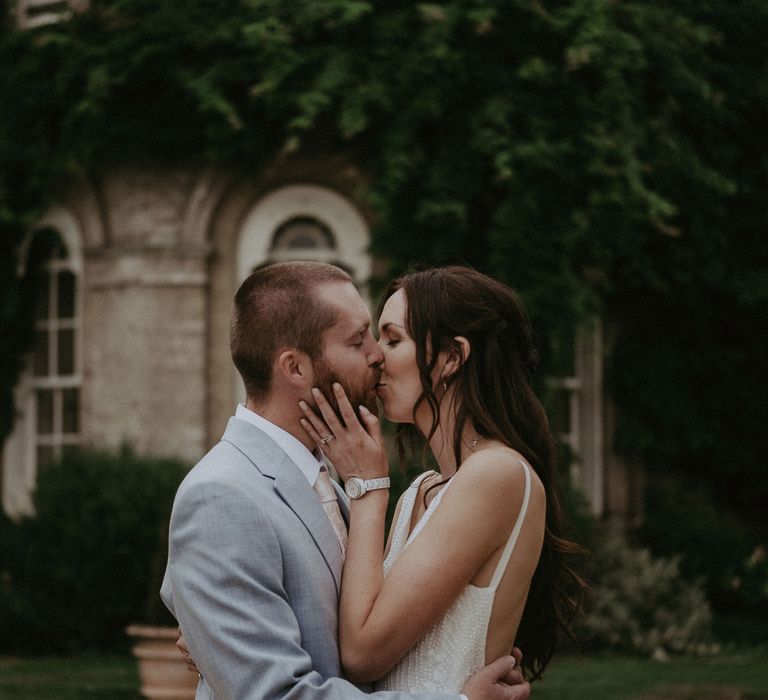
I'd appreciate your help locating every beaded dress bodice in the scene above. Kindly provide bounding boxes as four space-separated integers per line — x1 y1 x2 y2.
374 464 531 693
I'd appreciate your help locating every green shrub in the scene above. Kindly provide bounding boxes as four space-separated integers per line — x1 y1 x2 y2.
639 473 768 642
0 447 187 653
0 508 26 640
577 535 719 659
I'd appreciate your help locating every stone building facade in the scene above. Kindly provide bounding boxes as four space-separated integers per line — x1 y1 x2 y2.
1 160 374 512
1 161 642 523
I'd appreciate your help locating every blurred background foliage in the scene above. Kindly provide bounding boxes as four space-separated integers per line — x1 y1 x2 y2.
1 0 766 650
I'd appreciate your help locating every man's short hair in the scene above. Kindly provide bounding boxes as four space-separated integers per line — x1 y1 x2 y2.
231 261 352 400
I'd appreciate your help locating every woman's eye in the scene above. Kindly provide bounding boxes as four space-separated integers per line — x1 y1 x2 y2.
387 339 400 347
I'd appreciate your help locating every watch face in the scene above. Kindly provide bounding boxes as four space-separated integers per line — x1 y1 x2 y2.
345 478 364 499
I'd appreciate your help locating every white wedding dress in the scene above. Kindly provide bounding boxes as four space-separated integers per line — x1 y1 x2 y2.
374 463 532 693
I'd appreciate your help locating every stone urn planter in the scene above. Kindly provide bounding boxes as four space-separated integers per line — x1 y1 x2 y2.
126 624 198 699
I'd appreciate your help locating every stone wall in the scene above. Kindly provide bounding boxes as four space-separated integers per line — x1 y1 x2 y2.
84 250 208 462
74 168 214 463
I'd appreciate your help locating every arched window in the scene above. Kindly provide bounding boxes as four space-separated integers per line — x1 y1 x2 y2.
272 216 336 252
2 210 83 516
237 184 371 285
233 184 371 403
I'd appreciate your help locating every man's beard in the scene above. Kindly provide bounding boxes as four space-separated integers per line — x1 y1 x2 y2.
312 356 379 425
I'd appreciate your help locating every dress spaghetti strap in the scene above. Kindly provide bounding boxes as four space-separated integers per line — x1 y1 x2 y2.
488 461 532 591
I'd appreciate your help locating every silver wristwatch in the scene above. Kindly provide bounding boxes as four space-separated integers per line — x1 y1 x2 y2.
344 476 391 500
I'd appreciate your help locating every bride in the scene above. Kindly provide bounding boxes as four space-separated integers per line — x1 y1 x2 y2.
299 266 584 691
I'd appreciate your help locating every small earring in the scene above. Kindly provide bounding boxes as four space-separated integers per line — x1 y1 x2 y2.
443 380 447 392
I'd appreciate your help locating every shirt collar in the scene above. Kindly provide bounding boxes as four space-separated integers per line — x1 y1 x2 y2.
235 404 322 486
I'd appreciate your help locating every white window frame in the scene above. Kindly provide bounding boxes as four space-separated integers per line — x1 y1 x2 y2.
16 0 89 29
2 207 83 516
237 184 371 283
28 251 82 467
548 321 604 515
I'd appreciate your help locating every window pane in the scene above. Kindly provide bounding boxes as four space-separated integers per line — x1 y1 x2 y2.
62 388 79 434
58 328 75 375
272 217 335 250
54 241 68 259
57 271 76 319
37 445 55 470
34 272 51 320
36 390 54 434
33 330 49 376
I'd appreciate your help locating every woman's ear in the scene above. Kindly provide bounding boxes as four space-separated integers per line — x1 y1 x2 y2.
275 348 312 389
442 336 471 380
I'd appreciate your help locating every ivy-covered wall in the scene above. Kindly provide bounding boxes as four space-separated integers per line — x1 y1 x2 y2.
1 0 766 616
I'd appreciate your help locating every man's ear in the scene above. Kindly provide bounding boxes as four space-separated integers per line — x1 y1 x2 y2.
275 348 313 389
442 336 471 380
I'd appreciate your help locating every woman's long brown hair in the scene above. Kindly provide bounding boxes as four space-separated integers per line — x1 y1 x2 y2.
379 265 586 681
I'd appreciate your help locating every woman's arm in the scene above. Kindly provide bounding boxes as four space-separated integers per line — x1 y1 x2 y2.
299 385 536 683
340 455 530 681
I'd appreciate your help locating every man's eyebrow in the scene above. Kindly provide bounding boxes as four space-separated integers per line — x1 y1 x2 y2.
348 323 370 339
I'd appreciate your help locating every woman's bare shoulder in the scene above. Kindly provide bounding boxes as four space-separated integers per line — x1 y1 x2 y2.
455 444 546 511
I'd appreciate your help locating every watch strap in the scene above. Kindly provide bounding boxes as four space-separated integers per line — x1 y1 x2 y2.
361 476 390 491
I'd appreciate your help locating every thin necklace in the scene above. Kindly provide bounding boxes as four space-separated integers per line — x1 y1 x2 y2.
463 437 482 455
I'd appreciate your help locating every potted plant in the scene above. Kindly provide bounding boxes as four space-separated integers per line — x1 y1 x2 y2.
126 623 197 699
126 520 198 699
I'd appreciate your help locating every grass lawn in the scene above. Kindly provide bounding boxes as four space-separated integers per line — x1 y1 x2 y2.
0 649 766 699
535 649 768 700
0 654 139 699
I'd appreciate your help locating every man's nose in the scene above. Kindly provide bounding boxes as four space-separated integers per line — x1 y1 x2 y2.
366 338 384 367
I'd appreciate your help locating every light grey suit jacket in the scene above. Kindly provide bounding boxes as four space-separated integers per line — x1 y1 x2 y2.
161 417 458 700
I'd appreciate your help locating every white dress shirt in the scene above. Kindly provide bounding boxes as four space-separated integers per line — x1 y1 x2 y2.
236 404 323 485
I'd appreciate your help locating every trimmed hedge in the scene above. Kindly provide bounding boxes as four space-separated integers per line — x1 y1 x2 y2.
0 447 187 653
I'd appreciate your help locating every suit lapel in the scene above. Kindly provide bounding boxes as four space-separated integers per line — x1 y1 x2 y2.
221 417 344 595
273 464 344 594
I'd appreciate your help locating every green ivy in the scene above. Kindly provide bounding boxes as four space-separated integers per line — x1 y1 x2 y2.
1 0 766 577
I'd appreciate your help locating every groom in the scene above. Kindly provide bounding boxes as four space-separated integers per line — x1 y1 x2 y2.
161 261 530 699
